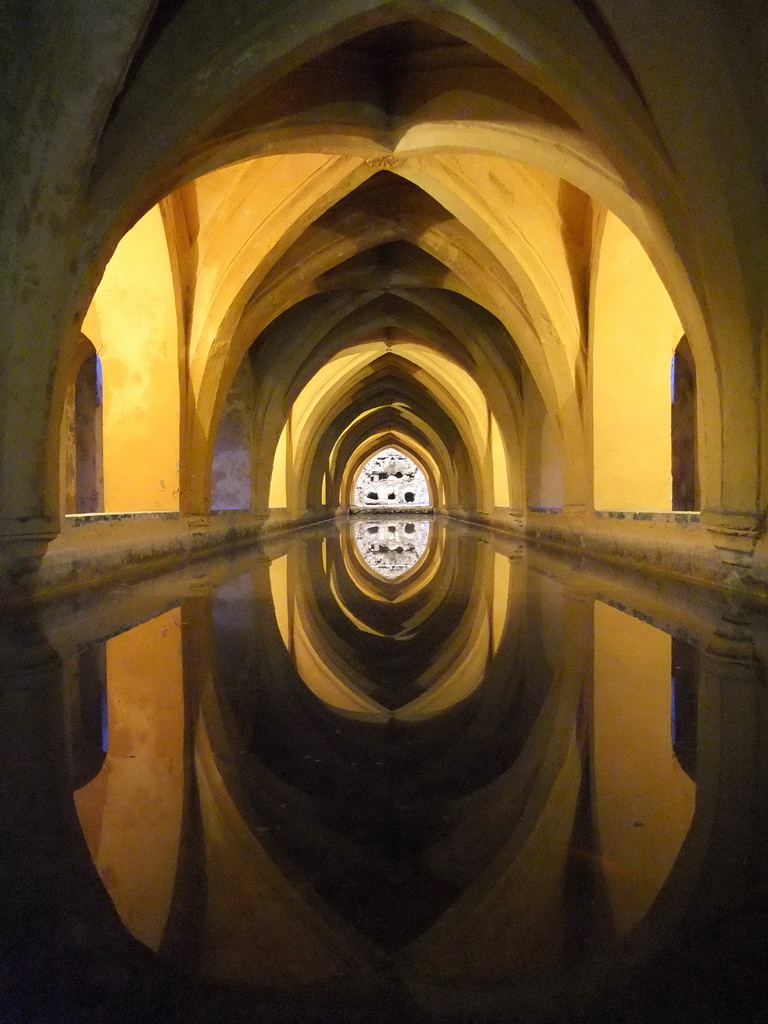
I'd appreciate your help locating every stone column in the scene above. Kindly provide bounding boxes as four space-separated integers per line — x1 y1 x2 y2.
692 626 767 915
0 614 136 1012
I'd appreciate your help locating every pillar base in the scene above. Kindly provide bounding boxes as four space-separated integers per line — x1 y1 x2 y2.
0 515 59 541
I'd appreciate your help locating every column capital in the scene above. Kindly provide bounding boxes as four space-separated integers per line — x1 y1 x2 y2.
702 630 762 680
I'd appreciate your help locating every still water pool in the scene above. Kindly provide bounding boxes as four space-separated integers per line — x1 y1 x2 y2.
4 517 767 1023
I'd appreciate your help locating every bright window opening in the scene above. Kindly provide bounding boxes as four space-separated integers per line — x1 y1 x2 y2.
353 448 430 507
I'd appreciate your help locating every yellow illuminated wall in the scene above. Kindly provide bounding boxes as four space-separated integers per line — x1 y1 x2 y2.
84 206 181 512
591 213 683 511
66 156 690 526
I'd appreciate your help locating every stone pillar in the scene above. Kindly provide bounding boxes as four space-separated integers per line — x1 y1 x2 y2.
701 511 764 592
0 618 76 929
693 627 767 915
0 615 134 1011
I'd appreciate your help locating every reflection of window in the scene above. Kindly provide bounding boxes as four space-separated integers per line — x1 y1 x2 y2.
354 447 430 506
354 518 430 578
671 636 698 781
68 642 108 788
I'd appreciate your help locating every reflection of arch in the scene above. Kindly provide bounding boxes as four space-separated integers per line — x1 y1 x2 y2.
266 524 526 726
257 531 600 975
337 512 446 608
352 517 431 580
72 610 186 953
672 336 699 512
591 601 696 939
353 446 430 507
49 521 737 1006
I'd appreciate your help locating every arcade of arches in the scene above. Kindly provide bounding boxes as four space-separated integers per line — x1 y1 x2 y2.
0 2 767 601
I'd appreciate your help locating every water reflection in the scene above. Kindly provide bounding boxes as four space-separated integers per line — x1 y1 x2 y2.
353 517 431 579
58 518 761 1019
592 601 695 938
72 610 184 952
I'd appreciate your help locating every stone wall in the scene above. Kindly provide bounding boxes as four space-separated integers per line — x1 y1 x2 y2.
353 448 430 507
